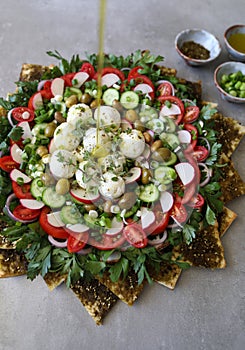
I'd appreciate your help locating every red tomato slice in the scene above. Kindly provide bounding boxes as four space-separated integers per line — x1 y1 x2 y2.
0 156 19 172
158 95 184 124
123 223 148 248
11 107 35 123
184 151 201 184
128 66 143 80
170 202 188 224
173 178 197 205
43 80 52 90
67 232 89 253
192 145 209 162
39 207 69 239
79 62 95 79
89 234 126 251
187 193 205 209
184 123 198 152
13 204 41 221
182 105 200 123
157 82 173 96
145 208 170 236
12 181 33 199
61 73 75 87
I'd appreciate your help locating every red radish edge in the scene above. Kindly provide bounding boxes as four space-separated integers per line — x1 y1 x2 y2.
20 199 44 210
10 169 31 183
124 167 141 184
70 188 100 204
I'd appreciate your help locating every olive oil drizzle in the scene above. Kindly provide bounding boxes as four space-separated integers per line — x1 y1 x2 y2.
95 0 107 147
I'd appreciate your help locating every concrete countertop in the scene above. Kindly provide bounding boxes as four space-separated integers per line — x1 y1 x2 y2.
0 1 244 349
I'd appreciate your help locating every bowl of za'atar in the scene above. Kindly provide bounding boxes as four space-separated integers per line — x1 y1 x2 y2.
0 50 244 325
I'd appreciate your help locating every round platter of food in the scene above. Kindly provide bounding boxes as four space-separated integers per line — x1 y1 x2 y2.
0 50 244 325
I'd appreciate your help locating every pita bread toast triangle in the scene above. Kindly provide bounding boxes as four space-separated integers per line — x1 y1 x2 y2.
0 62 244 325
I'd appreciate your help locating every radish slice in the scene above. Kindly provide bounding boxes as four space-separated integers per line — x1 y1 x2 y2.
66 223 89 233
7 110 15 127
148 231 168 246
18 121 33 140
51 77 64 96
48 139 57 154
47 211 65 227
101 73 120 87
32 92 43 110
160 104 181 116
20 199 44 210
10 144 23 164
140 207 155 230
105 217 124 236
72 72 89 88
134 83 153 94
70 187 100 204
37 80 48 91
10 169 31 183
175 162 195 186
178 130 191 144
135 156 150 169
48 235 67 248
160 191 174 213
124 167 141 184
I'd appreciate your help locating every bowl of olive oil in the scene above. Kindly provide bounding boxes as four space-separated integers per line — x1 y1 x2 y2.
224 24 245 62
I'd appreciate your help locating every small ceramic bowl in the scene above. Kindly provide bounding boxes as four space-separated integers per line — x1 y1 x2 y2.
175 29 221 66
214 61 245 103
224 24 245 62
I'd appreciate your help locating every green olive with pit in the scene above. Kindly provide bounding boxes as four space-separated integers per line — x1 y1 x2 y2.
54 111 66 124
84 203 97 212
141 168 152 185
90 99 104 109
134 119 145 132
80 93 93 105
118 192 137 210
36 145 48 158
125 109 139 123
55 178 70 195
44 122 57 138
112 99 123 112
152 147 171 162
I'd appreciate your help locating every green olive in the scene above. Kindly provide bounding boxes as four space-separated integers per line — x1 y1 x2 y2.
141 168 152 185
90 99 104 109
54 111 66 124
112 99 123 112
55 178 70 195
80 93 92 104
134 119 145 132
84 204 97 212
44 122 57 138
65 94 78 108
41 173 55 186
152 148 171 162
125 109 139 123
151 140 162 152
118 192 137 210
36 145 48 158
103 200 113 213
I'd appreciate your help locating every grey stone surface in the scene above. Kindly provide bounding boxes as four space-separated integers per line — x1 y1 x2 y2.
0 1 244 349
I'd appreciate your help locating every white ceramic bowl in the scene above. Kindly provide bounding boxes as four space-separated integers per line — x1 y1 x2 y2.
214 61 245 103
175 29 221 66
224 24 245 62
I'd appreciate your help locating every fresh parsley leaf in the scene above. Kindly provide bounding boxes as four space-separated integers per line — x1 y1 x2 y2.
182 224 196 245
7 126 23 141
205 205 216 225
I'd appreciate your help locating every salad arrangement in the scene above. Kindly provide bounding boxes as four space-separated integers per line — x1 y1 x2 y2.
0 50 223 285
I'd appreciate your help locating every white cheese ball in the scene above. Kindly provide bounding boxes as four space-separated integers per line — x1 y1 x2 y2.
50 150 76 179
75 161 99 189
100 153 126 174
53 122 81 151
94 106 121 130
99 172 125 199
83 128 110 152
67 103 93 128
119 129 145 159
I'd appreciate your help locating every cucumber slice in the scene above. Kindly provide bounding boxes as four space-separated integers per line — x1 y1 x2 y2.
154 166 177 184
145 118 165 134
139 183 159 203
159 132 180 150
160 116 176 132
120 91 139 109
60 205 82 224
102 88 120 106
42 187 66 208
31 177 46 199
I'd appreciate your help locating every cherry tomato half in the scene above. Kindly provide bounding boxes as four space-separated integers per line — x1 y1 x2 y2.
39 207 69 239
79 62 95 79
170 202 188 224
187 193 205 209
0 156 19 172
184 123 198 152
146 208 170 236
13 205 41 221
158 95 184 124
67 232 89 253
89 233 126 251
11 107 35 123
157 82 174 97
192 145 209 162
12 181 33 199
182 105 200 123
123 223 148 248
